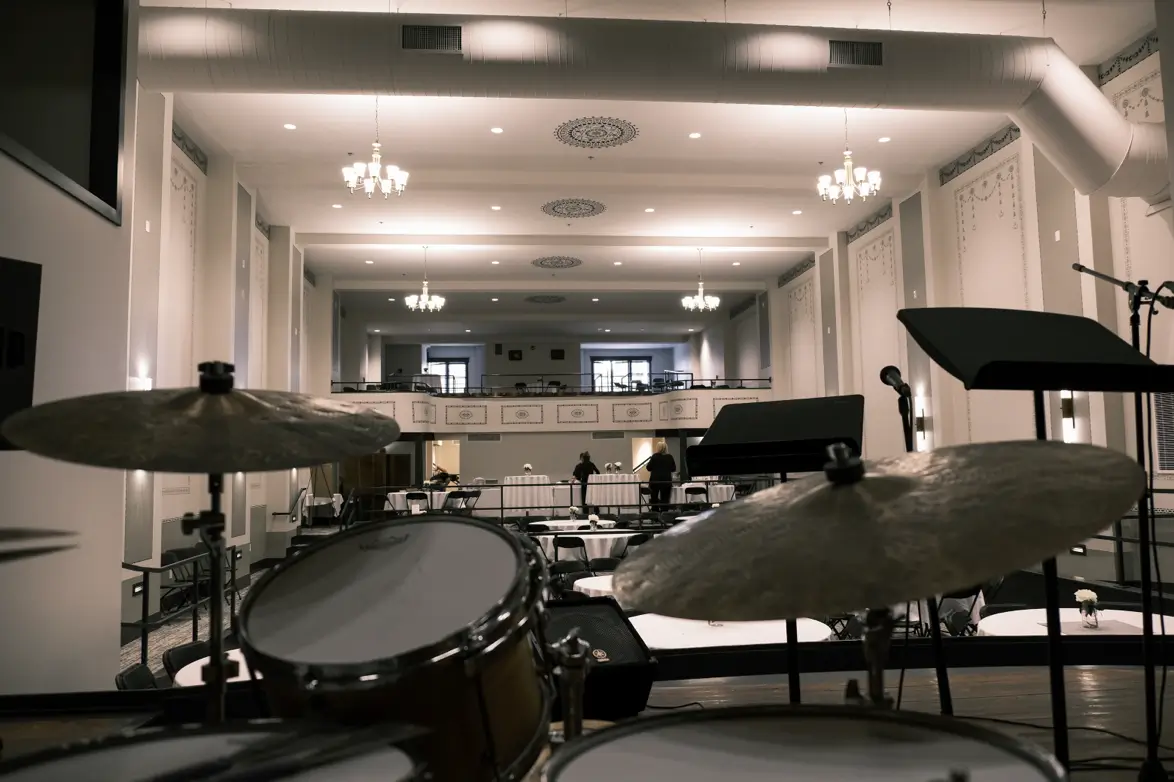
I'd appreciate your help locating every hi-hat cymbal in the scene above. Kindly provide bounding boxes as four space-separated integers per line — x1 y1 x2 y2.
1 388 401 474
613 441 1144 621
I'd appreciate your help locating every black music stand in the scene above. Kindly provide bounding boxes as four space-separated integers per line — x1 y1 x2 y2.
687 395 864 704
899 306 1174 776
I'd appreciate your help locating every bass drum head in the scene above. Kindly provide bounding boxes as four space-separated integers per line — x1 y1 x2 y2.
543 706 1063 782
243 516 522 666
0 725 418 782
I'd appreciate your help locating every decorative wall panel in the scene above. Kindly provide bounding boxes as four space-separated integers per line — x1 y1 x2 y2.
445 404 487 426
412 400 436 425
852 227 904 458
953 153 1033 443
787 277 819 400
556 403 599 424
501 404 545 425
713 396 759 419
664 397 698 422
612 401 653 424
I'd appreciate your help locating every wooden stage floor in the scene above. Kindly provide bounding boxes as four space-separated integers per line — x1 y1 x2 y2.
650 666 1174 780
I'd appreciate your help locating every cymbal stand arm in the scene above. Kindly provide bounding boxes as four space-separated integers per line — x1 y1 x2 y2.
551 630 591 742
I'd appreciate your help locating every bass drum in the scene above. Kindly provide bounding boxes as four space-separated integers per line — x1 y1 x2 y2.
541 705 1065 781
0 722 420 781
239 515 550 782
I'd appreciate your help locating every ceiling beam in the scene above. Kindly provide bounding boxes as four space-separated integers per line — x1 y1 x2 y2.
301 234 828 250
335 279 769 293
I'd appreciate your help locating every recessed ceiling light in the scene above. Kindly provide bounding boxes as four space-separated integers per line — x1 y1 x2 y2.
491 127 504 134
491 298 499 302
688 132 701 139
732 262 741 266
591 298 599 302
373 329 380 333
283 123 297 130
644 208 655 213
331 204 342 209
465 329 472 333
387 297 396 301
491 261 500 265
604 329 611 332
365 260 374 265
792 210 802 215
688 328 695 332
613 261 623 266
491 205 502 211
878 137 891 143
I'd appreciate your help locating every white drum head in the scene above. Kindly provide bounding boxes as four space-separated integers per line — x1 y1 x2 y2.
246 519 521 665
549 712 1057 781
0 731 415 782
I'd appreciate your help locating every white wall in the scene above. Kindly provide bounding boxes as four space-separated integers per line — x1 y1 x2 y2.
484 341 580 382
385 342 424 377
459 432 637 483
0 3 139 694
772 266 823 401
692 328 725 382
725 307 763 383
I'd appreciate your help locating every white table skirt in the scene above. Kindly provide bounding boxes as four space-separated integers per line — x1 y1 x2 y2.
629 614 834 650
385 491 449 513
585 475 640 513
536 532 637 561
503 475 553 518
541 519 616 531
978 607 1174 636
670 483 735 505
174 649 257 687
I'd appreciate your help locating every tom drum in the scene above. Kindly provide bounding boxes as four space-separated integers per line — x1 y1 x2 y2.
239 515 550 782
541 705 1065 781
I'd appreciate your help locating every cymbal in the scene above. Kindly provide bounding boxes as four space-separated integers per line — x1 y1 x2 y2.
613 441 1144 621
0 528 77 565
1 388 401 474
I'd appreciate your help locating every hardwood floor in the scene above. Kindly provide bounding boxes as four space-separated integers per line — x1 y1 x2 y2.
650 666 1174 780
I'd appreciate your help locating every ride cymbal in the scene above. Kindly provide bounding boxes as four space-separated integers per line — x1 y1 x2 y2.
613 441 1143 621
1 367 400 474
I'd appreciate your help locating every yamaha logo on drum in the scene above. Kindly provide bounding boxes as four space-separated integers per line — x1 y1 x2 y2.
359 533 409 551
591 648 609 662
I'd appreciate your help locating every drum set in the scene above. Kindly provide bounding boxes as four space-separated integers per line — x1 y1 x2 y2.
0 361 1147 781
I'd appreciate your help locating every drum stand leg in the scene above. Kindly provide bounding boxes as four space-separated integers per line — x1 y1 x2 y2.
846 608 894 709
182 473 238 725
551 630 592 741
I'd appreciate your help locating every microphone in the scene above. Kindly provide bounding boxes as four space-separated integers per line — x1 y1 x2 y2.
879 365 912 396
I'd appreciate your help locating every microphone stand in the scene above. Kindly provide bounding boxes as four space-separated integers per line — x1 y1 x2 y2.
1072 264 1167 780
893 387 954 716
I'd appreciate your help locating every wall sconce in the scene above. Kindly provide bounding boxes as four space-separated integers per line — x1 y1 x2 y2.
1069 544 1087 556
1060 390 1076 443
914 396 929 451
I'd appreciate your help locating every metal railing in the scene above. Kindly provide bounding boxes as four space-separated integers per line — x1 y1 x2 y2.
332 374 771 397
121 545 239 667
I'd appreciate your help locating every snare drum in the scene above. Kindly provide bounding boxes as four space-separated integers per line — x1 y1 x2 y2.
239 516 550 782
0 722 420 781
541 706 1065 781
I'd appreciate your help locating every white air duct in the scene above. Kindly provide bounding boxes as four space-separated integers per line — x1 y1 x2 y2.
138 8 1168 202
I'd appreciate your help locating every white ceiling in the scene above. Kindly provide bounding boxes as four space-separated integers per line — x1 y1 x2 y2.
165 0 1153 338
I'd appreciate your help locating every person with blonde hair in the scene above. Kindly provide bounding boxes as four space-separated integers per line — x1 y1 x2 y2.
646 441 677 513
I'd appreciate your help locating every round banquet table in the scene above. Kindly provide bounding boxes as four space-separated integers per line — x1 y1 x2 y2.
628 614 834 650
977 607 1174 637
535 531 637 562
173 648 258 687
573 575 618 600
539 519 617 531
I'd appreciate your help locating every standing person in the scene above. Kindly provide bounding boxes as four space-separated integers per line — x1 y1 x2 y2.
646 442 677 513
572 451 599 509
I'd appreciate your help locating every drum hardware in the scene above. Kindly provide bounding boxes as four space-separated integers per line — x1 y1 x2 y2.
549 630 591 742
883 364 953 717
613 440 1144 622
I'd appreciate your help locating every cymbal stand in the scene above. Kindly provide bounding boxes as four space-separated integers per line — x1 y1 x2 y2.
845 607 895 709
551 630 591 741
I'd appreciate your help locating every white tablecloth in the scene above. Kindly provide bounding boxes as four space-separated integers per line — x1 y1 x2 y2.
629 615 834 650
386 490 448 513
174 649 258 687
536 532 638 561
541 519 616 531
585 474 640 513
978 607 1174 636
573 575 618 599
504 474 553 517
670 483 735 505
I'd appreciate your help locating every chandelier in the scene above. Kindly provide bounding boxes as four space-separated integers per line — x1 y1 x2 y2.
342 97 410 198
405 247 444 312
817 110 881 204
682 248 720 312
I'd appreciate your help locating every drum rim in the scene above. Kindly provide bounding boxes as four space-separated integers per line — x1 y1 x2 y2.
0 719 423 779
238 515 547 690
539 704 1065 781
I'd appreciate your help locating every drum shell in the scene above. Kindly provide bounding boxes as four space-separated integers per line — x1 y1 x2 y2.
238 517 551 782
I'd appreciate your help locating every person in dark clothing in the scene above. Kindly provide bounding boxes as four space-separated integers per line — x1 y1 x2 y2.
646 442 677 513
572 451 599 508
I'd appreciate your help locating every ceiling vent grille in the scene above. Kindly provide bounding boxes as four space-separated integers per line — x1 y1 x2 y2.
402 25 462 52
829 40 883 67
467 433 501 442
592 431 626 440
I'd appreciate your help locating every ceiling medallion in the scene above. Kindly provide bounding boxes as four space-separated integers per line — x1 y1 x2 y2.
541 199 607 219
525 295 566 304
554 117 640 149
532 256 583 269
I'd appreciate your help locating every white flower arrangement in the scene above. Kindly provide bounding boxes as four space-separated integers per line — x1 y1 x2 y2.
712 503 721 508
588 514 600 523
1074 589 1098 604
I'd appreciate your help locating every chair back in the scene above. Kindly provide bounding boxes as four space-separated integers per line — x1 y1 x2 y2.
684 486 708 497
162 640 211 680
115 663 158 690
554 536 587 549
